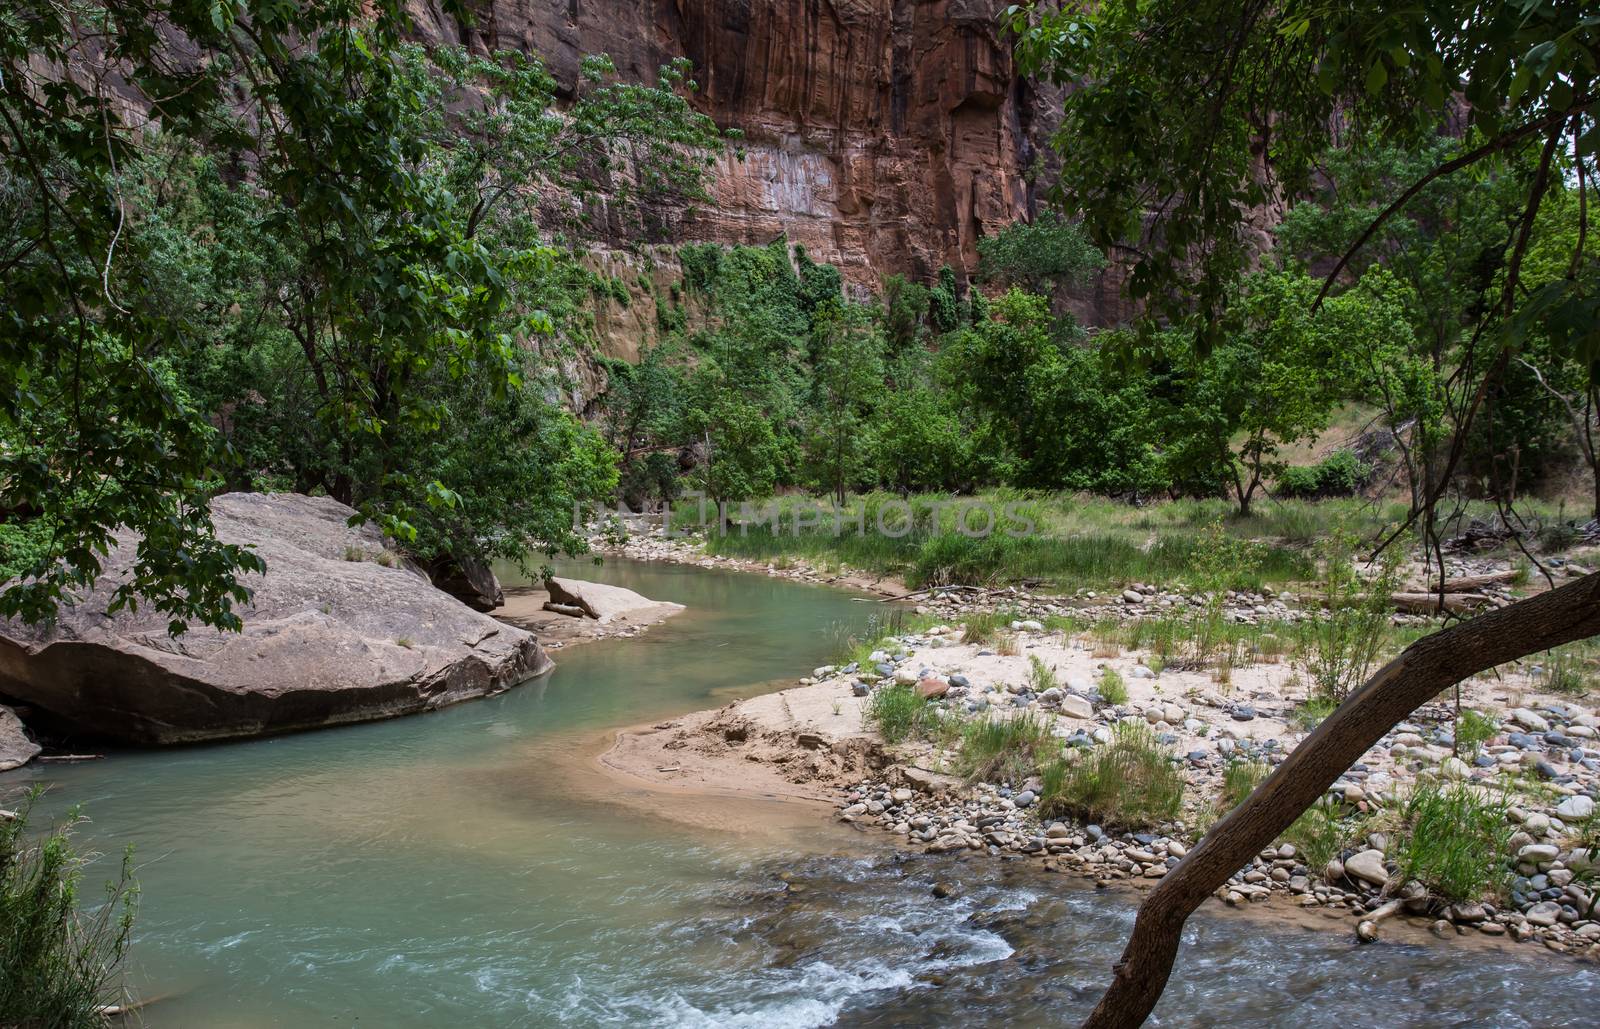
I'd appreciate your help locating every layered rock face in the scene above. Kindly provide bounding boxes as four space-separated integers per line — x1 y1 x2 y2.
0 493 552 745
412 0 1054 290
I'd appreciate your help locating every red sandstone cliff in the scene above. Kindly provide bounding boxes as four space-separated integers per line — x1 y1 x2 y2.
409 0 1059 292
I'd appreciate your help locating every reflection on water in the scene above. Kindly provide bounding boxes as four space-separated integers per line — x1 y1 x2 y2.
2 558 1593 1026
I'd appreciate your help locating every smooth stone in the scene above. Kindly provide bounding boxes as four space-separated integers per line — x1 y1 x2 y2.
1344 850 1390 887
1511 708 1550 732
1555 795 1595 821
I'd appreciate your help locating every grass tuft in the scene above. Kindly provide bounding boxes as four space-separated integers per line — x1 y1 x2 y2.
1040 723 1184 829
864 683 930 744
1391 780 1514 902
1098 667 1128 706
954 713 1054 783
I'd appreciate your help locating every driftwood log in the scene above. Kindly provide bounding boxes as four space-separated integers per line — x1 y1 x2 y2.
1082 572 1600 1028
1390 591 1494 614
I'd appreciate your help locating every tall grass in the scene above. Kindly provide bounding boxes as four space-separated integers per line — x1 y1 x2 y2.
1296 540 1398 702
1028 655 1057 693
1391 781 1514 902
1219 760 1270 812
959 610 1013 646
954 713 1055 783
1 790 138 1026
1456 709 1499 757
864 683 930 744
1098 667 1128 705
1283 803 1346 873
696 491 1319 591
1039 723 1184 829
1541 642 1597 696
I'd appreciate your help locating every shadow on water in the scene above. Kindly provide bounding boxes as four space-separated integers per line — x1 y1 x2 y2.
1 556 1594 1026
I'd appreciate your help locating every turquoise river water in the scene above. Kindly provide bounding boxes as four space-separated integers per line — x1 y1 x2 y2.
2 557 1595 1026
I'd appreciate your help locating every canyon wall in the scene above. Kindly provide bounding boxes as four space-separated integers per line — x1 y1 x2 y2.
409 0 1061 293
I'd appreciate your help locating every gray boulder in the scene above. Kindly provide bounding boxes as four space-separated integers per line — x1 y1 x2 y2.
544 576 683 624
0 493 551 745
425 554 505 612
0 704 40 771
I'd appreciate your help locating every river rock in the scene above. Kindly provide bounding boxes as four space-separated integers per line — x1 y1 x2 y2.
544 576 683 625
0 704 40 771
0 493 553 744
1060 695 1094 719
1344 849 1390 886
1510 708 1550 732
1555 795 1595 821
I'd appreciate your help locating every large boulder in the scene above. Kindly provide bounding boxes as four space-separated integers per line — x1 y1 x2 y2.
544 577 684 624
425 554 505 612
0 704 40 771
0 493 552 745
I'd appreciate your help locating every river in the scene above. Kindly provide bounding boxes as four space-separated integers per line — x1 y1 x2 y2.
3 557 1595 1026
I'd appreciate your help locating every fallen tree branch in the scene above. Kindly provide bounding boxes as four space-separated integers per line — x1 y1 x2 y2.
1082 571 1600 1028
1389 591 1492 614
1355 898 1405 943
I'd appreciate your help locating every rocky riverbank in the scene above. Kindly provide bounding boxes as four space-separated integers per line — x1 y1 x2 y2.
600 565 1600 961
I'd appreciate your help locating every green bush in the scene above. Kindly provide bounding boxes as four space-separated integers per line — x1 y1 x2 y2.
1040 723 1184 829
1391 781 1514 902
1 790 138 1026
1275 450 1372 499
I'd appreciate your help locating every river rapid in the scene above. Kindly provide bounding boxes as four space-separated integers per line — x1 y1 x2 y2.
4 557 1595 1026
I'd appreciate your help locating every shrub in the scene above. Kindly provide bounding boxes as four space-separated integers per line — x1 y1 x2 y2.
1298 540 1398 702
1098 667 1128 706
955 712 1055 783
865 683 929 744
1391 781 1514 902
1041 723 1184 829
0 791 138 1026
1274 450 1372 499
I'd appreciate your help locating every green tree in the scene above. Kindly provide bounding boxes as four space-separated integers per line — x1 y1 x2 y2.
977 211 1105 294
1 1 725 629
880 274 931 356
1157 273 1339 515
928 265 963 333
802 301 885 505
684 387 785 516
1007 4 1600 1023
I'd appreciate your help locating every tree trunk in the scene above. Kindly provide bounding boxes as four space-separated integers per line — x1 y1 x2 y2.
1082 571 1600 1029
